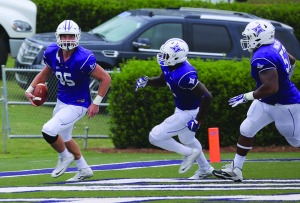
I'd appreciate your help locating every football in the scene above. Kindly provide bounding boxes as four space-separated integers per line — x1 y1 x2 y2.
32 83 48 106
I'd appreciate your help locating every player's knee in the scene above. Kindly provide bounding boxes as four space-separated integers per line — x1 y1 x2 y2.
42 131 58 144
42 120 59 137
149 133 157 145
240 119 256 138
149 130 161 146
149 126 160 139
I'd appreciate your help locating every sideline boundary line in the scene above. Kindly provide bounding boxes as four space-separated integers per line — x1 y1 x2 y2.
1 158 299 178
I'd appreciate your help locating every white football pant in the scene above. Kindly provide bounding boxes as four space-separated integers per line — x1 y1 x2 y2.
42 99 87 142
240 100 300 147
150 107 198 143
149 107 212 170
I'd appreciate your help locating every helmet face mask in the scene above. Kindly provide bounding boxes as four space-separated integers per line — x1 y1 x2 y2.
157 38 189 66
55 20 81 51
240 20 275 52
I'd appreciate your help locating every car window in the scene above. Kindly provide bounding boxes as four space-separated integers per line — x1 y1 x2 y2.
275 30 298 57
90 12 147 42
139 23 183 49
191 24 232 53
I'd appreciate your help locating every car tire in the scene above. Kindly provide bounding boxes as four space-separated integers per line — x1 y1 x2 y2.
0 31 9 78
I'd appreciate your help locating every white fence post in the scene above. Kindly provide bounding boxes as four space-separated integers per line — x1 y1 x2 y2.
1 65 10 154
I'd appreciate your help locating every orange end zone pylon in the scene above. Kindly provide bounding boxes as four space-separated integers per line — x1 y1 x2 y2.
208 127 220 163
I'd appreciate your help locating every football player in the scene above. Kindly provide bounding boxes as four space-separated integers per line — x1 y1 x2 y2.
136 38 214 179
25 20 111 181
212 20 299 182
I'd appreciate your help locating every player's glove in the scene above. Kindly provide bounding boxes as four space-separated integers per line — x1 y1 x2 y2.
135 76 148 91
228 91 254 107
187 119 200 132
288 63 296 79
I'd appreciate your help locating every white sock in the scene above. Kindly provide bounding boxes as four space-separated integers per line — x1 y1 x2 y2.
233 154 246 169
186 138 210 170
59 148 70 158
76 156 89 170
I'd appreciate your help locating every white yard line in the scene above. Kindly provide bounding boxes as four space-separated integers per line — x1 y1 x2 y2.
1 194 300 202
0 178 300 193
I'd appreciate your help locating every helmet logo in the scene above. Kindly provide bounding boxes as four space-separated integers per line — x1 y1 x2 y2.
63 20 73 31
252 24 265 37
171 43 183 53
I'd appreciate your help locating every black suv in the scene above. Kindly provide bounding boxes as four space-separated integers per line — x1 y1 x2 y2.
15 7 300 100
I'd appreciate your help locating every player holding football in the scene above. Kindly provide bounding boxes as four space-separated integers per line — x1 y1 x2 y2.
213 20 299 182
136 38 214 179
25 20 111 181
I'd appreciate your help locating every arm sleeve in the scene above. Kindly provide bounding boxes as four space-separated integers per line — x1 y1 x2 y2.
252 57 276 74
43 50 51 67
178 71 199 90
80 54 97 75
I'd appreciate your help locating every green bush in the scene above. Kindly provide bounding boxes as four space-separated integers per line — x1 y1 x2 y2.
109 58 298 149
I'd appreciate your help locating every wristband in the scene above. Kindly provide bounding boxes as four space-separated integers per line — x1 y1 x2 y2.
93 95 103 105
26 85 34 93
245 91 254 100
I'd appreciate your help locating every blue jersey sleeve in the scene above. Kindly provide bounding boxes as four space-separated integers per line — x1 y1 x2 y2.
78 51 97 75
43 43 58 68
250 39 300 105
178 71 199 90
252 56 276 74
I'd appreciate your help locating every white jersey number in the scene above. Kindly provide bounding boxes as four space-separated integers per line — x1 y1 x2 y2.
55 72 75 86
279 46 291 73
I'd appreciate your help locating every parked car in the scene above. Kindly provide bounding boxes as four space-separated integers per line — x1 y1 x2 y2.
14 7 300 101
0 0 36 77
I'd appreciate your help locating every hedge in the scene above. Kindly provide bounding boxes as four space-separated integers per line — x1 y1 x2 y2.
108 58 299 149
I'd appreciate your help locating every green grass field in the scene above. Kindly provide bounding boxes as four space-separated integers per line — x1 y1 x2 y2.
1 56 300 202
0 137 299 202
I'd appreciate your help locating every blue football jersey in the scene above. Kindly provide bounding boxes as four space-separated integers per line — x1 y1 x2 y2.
43 43 96 108
251 39 300 105
161 61 200 110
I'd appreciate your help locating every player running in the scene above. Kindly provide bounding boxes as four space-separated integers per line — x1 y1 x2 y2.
136 38 214 179
25 20 111 181
213 20 299 182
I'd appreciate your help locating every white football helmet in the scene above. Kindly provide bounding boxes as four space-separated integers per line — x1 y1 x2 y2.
55 20 81 51
240 20 275 52
157 38 189 66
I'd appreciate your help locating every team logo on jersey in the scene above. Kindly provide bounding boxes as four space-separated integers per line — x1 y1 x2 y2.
171 43 183 53
189 77 196 84
252 24 265 36
90 64 96 70
257 63 264 69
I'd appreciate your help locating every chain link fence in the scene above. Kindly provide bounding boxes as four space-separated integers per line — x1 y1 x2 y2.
1 65 111 153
